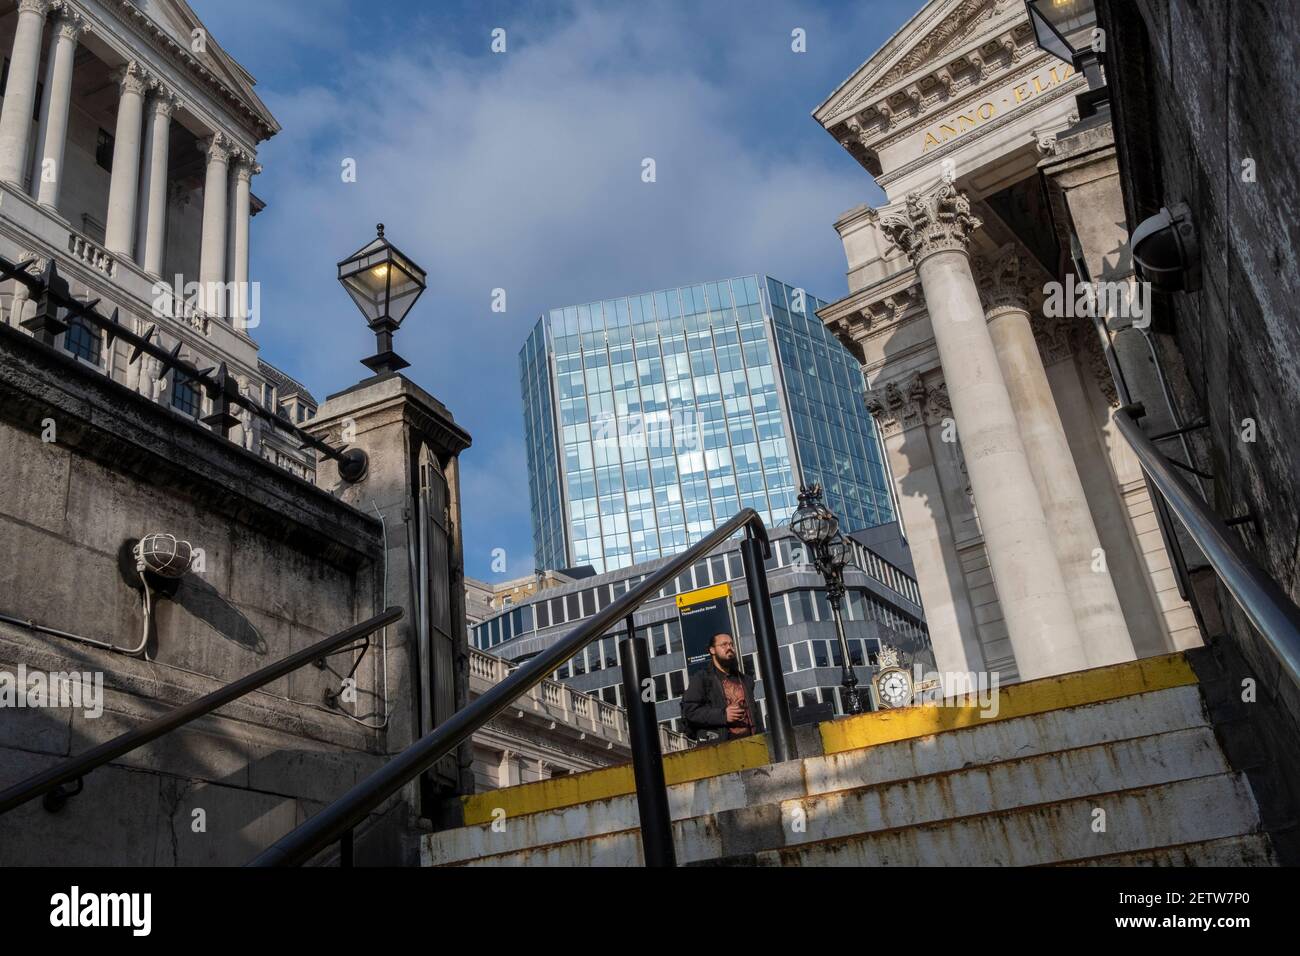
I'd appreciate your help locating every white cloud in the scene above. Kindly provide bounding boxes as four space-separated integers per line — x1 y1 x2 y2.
225 2 896 575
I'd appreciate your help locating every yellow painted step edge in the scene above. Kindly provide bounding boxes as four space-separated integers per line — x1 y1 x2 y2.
460 652 1197 826
461 734 770 826
820 652 1198 755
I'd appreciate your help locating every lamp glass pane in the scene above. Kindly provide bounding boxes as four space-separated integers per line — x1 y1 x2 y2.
1029 0 1096 58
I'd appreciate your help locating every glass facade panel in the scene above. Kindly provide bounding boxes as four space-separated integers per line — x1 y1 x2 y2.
522 276 894 573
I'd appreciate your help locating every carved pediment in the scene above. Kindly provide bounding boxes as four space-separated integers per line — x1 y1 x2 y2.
108 0 280 139
816 0 1025 127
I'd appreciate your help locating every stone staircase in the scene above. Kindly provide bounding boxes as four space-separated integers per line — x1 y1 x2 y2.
422 653 1277 867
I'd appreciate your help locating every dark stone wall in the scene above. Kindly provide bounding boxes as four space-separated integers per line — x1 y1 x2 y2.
0 324 399 865
1101 0 1300 862
1105 0 1300 595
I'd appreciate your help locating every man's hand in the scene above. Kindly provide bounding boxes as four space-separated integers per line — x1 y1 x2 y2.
726 703 745 724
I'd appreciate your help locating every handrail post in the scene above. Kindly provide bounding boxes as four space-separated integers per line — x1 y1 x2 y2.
742 534 796 762
618 615 676 867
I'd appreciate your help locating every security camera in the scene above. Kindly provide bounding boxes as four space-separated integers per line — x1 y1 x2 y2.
1130 202 1201 293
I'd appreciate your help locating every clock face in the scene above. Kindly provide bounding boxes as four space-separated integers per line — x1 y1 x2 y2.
876 668 913 708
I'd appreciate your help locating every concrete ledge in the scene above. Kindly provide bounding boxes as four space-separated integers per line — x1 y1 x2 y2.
0 322 381 568
819 652 1198 755
744 774 1261 867
1059 834 1277 866
453 654 1198 828
458 735 769 826
426 685 1213 866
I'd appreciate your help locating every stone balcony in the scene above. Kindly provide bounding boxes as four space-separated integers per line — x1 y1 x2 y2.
0 184 259 374
468 647 692 757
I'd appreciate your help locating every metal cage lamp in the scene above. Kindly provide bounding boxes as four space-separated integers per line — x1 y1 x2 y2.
337 223 427 375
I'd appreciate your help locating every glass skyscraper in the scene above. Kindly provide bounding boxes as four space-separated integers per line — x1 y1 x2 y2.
520 275 894 574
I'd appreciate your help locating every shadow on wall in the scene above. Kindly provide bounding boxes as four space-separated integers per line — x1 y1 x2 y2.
174 575 268 656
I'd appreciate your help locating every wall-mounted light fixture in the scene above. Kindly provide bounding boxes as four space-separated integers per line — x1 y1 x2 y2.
1131 202 1201 294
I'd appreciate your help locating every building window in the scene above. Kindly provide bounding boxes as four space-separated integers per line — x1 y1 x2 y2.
171 370 203 418
652 673 669 702
64 317 101 365
96 128 114 172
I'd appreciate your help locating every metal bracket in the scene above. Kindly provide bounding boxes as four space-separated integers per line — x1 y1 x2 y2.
42 777 84 813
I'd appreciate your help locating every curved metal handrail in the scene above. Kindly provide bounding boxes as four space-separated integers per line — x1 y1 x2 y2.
249 509 774 867
0 606 404 816
1114 404 1300 688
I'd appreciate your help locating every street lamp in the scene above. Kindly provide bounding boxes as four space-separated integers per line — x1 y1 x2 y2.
1024 0 1108 119
337 223 427 375
790 484 867 716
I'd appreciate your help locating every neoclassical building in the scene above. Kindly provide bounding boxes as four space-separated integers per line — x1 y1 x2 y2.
0 0 316 476
813 0 1200 685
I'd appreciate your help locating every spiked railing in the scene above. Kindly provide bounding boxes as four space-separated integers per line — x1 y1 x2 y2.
0 253 365 477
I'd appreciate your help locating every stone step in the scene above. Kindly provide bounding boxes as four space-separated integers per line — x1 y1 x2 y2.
441 728 1251 866
1060 834 1278 866
740 774 1263 867
423 684 1210 866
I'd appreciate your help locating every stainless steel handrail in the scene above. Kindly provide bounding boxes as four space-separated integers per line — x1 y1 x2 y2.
1114 404 1300 688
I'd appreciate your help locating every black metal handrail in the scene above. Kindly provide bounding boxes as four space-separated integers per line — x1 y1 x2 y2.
0 254 360 470
0 606 404 816
249 508 795 867
1114 404 1300 688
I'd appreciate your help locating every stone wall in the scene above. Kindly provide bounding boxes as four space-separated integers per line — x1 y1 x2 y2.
1100 0 1300 862
0 322 401 865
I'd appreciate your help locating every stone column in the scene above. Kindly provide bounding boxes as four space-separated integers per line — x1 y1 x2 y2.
866 371 986 689
30 6 86 209
229 156 257 325
879 183 1086 680
977 245 1135 668
0 0 51 186
198 133 231 316
136 87 178 276
104 62 149 259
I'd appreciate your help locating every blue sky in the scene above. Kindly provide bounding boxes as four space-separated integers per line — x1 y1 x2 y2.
188 0 915 580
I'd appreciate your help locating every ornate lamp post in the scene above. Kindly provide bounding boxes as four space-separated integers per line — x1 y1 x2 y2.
790 484 868 715
1024 0 1107 119
337 223 427 375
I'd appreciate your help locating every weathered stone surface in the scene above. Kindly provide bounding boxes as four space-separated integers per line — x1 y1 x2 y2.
0 323 406 864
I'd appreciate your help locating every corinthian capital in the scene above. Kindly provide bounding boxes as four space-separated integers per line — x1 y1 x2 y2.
233 157 261 182
865 371 947 437
879 182 982 265
148 83 182 118
1033 312 1076 366
974 244 1037 314
52 4 88 41
114 60 150 97
201 132 231 165
17 0 52 18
